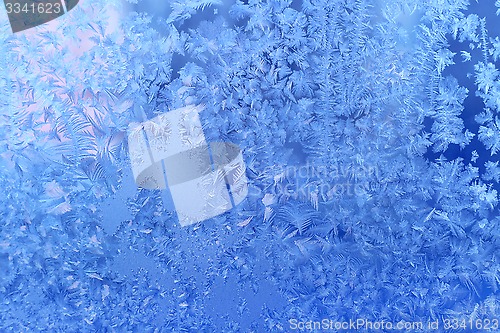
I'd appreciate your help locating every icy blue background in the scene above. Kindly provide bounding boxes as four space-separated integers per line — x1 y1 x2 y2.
0 0 499 332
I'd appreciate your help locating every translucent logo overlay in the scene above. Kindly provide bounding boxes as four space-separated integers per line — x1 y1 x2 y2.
128 105 248 227
4 0 79 33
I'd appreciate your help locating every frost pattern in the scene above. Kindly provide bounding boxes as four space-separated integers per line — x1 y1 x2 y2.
0 0 499 331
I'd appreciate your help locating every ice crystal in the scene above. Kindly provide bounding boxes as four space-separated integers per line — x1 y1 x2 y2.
0 0 499 331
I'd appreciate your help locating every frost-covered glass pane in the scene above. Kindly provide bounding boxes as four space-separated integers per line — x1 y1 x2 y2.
1 0 499 331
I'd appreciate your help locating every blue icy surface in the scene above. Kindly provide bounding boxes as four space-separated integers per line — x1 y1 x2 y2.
0 0 499 332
